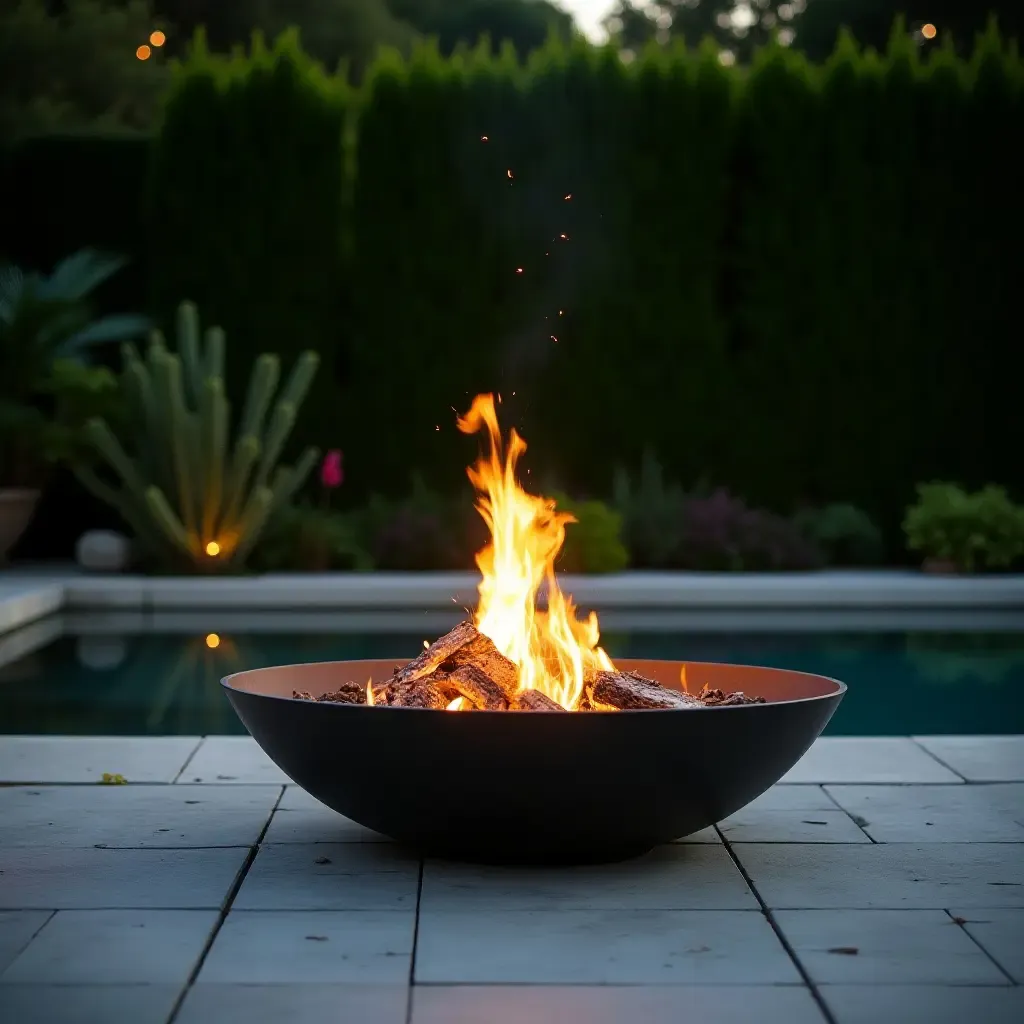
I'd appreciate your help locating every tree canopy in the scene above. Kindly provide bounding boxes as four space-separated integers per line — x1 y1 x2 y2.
0 0 169 144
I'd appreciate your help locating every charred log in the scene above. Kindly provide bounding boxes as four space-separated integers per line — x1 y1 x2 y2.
510 689 566 712
376 674 450 710
586 671 705 711
293 683 365 705
442 665 509 710
698 685 767 707
441 637 519 701
392 620 481 684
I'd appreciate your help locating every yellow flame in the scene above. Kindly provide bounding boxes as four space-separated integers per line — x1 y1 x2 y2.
205 633 220 649
446 696 466 711
456 394 613 710
205 541 221 557
366 681 375 706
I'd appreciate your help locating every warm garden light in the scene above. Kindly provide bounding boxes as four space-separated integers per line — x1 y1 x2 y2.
149 30 166 47
205 541 221 557
136 44 151 60
921 23 937 39
206 633 220 649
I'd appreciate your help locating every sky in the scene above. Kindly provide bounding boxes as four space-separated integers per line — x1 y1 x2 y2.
558 0 617 41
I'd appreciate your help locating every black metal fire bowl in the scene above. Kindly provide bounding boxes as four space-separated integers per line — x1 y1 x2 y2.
222 659 844 865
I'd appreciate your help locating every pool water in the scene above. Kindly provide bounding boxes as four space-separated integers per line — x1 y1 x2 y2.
2 623 1023 736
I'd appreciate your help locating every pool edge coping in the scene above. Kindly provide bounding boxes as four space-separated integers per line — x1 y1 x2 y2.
2 569 1024 639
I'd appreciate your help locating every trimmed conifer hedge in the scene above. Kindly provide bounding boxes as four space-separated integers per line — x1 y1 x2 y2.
2 27 1020 550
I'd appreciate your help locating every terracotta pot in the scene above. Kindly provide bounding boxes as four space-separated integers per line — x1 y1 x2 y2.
922 556 961 575
0 488 41 561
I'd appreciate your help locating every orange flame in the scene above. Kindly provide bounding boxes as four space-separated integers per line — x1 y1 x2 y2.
457 394 613 709
366 681 375 706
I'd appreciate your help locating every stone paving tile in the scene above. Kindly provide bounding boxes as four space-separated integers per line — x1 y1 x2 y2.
914 736 1024 782
781 738 961 784
0 909 219 984
734 843 1024 909
0 984 180 1024
676 826 721 843
0 785 281 848
773 909 1008 985
825 784 1024 843
233 843 419 910
414 909 800 984
955 909 1024 982
198 910 414 983
0 736 200 784
0 912 51 974
177 984 409 1024
420 845 756 913
720 809 868 844
822 985 1024 1024
178 736 290 785
410 984 826 1024
734 784 841 811
0 847 249 909
263 787 390 844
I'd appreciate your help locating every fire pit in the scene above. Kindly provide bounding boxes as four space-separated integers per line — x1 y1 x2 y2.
222 394 845 863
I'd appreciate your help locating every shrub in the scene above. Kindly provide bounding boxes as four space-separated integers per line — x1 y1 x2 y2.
613 457 820 570
794 503 884 566
612 452 690 569
675 489 822 572
252 504 370 572
357 476 465 571
549 491 628 574
903 482 1024 572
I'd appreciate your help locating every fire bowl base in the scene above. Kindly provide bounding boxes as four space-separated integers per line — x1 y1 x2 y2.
222 658 845 865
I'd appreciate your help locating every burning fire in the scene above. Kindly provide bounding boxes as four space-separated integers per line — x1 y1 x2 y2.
456 394 613 710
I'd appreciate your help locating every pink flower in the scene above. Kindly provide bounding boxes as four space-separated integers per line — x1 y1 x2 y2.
321 449 343 489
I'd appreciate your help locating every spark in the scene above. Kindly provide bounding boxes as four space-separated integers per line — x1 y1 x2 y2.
507 169 513 179
516 267 524 274
481 136 489 142
559 234 568 240
564 194 572 200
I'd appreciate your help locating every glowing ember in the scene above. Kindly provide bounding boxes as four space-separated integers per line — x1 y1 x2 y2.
456 394 613 710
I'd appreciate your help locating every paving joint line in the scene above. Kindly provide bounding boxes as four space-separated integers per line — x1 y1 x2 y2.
945 908 1019 986
716 824 837 1024
908 739 970 782
171 737 207 785
405 859 425 1024
164 784 285 1024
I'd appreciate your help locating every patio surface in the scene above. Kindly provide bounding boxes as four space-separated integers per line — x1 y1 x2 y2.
0 735 1021 1022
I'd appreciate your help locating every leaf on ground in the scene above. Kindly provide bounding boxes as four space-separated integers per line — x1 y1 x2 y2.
99 772 127 785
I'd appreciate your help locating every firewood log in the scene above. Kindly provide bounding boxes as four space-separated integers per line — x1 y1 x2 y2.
510 689 566 712
586 671 705 711
441 665 509 710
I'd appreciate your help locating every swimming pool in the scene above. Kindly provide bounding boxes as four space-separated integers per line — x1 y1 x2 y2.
1 611 1022 736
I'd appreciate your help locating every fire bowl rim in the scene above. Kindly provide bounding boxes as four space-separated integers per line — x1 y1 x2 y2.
220 658 847 713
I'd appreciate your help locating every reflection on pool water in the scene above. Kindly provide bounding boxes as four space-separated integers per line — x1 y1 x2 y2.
1 613 1022 736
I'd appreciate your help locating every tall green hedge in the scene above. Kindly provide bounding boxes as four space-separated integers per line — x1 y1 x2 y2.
147 30 350 453
345 29 1022 536
4 27 1021 548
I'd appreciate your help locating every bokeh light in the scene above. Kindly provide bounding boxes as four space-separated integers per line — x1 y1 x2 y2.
136 45 151 61
150 30 166 47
